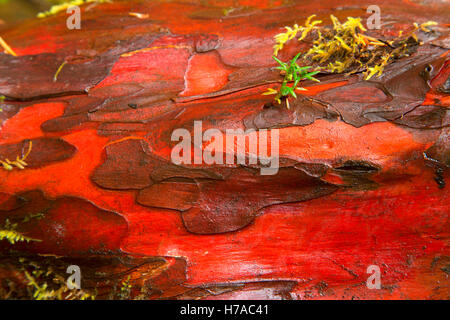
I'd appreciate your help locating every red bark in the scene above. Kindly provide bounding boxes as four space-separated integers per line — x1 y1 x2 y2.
0 0 448 299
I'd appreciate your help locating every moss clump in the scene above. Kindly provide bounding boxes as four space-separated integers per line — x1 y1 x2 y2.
273 15 437 80
0 256 96 300
0 213 96 300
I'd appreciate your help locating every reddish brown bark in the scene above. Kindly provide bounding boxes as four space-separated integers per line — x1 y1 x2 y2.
0 0 449 299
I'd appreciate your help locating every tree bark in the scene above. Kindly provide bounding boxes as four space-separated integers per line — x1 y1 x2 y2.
0 0 448 299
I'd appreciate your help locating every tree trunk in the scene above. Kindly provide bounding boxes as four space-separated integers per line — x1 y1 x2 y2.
0 0 448 299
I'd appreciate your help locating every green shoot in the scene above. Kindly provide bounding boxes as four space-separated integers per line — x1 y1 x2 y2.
263 53 320 108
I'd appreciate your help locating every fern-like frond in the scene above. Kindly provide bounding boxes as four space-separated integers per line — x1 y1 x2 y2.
0 229 41 244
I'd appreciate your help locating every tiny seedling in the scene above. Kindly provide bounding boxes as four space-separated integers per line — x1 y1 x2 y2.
263 52 320 109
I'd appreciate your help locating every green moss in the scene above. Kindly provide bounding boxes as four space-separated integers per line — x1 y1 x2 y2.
118 275 132 300
24 267 95 300
266 15 437 107
0 213 96 300
273 15 437 80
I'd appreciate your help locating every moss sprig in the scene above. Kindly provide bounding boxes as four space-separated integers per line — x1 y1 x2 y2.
23 260 95 300
273 15 322 56
0 219 41 244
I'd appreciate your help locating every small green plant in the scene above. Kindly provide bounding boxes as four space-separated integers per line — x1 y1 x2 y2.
266 15 438 108
263 52 320 109
0 95 4 112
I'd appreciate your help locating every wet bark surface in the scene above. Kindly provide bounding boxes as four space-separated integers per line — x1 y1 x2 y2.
0 0 449 299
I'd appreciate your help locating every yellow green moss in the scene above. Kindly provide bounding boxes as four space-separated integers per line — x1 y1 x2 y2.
0 214 96 300
37 0 111 18
0 219 41 244
25 268 95 300
273 15 438 80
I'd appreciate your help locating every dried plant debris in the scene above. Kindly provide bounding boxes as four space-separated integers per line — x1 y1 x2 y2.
0 141 33 171
273 15 438 80
0 36 17 56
